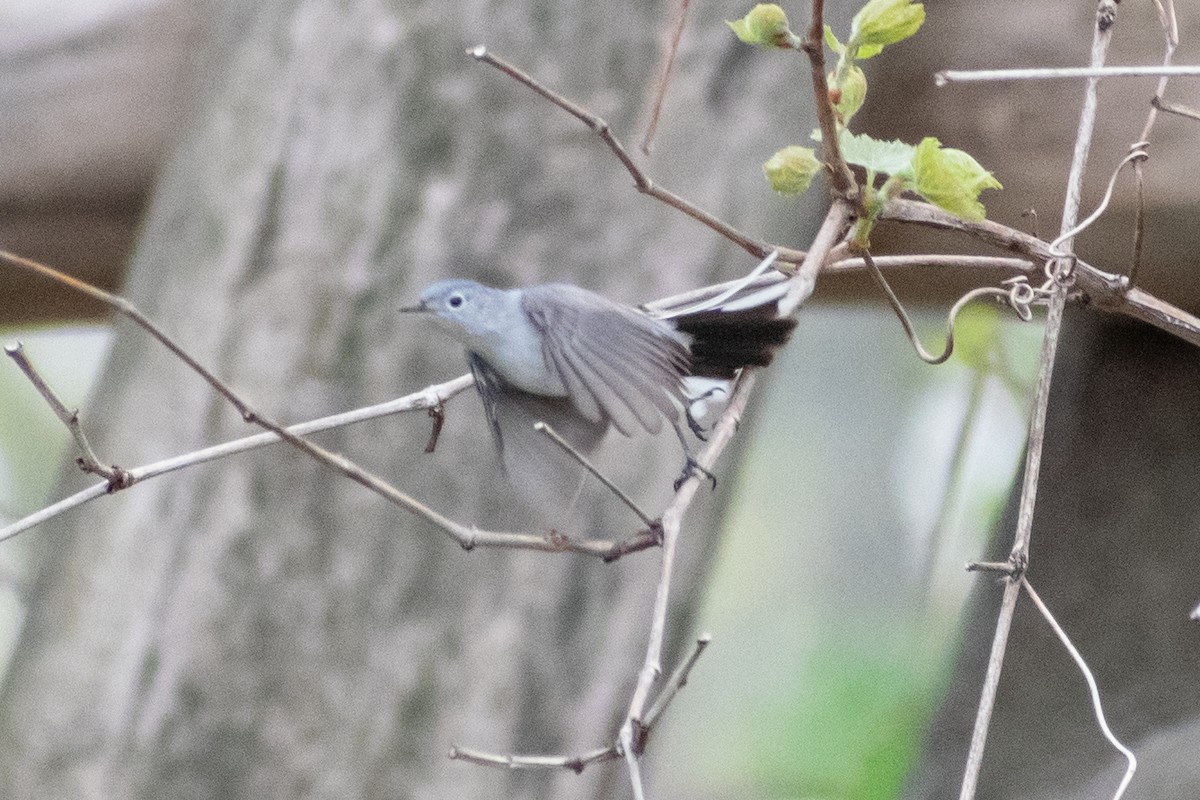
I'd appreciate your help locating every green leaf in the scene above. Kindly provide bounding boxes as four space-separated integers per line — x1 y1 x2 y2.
831 65 867 124
822 129 915 176
824 24 845 54
763 146 821 195
854 42 886 60
727 4 801 49
849 0 925 49
911 137 1002 220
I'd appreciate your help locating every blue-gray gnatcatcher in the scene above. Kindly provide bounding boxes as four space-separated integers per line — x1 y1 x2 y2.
401 269 795 496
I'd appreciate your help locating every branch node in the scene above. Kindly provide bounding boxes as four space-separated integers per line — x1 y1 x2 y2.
459 528 477 552
424 402 445 453
545 528 570 552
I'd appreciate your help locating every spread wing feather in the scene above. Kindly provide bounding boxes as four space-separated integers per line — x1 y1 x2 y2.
522 285 688 437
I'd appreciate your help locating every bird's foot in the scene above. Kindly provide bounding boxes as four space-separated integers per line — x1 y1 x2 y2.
673 456 718 492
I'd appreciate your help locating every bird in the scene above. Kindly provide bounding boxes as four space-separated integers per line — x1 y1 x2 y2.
401 267 797 499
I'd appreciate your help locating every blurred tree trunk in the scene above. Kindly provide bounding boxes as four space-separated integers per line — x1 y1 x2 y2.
0 0 827 797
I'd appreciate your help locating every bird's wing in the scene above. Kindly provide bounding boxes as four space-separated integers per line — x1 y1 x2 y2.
521 285 688 437
468 352 606 500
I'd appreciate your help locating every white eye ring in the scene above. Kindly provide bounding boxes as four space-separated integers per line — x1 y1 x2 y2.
448 293 464 308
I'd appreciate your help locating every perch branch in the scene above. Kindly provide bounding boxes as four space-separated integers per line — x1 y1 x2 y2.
618 373 756 778
0 252 664 559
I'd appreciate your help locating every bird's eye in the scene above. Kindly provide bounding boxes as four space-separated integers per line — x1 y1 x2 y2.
448 293 464 308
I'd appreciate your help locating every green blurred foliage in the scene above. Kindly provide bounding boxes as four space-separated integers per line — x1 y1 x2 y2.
654 305 1041 799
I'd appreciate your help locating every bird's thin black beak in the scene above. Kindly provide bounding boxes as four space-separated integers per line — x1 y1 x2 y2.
398 301 427 313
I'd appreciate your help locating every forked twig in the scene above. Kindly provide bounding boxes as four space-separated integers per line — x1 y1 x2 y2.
448 617 713 776
4 343 133 490
617 372 756 798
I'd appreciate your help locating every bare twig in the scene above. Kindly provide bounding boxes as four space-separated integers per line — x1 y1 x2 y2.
1 375 471 542
448 744 618 773
935 64 1200 85
0 249 254 420
641 633 712 732
468 46 805 266
534 421 658 528
1151 95 1200 121
639 0 691 154
959 5 1117 798
447 621 714 776
1021 577 1137 799
423 402 446 453
4 342 133 490
1130 0 1179 286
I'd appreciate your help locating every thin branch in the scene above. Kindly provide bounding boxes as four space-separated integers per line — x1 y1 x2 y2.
1 376 472 542
1130 0 1179 286
881 200 1200 349
1151 95 1200 122
446 631 714 776
467 46 805 266
641 633 712 732
639 0 691 155
0 249 254 420
1021 577 1137 799
935 64 1200 85
4 342 132 489
827 254 1036 275
535 421 658 529
799 0 857 199
448 744 618 773
959 5 1116 798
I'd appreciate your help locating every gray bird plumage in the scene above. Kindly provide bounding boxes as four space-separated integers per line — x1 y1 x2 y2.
402 277 795 486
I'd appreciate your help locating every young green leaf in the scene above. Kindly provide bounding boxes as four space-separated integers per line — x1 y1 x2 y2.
727 4 802 49
849 0 925 49
824 129 915 176
764 146 822 195
911 137 1002 221
824 24 846 54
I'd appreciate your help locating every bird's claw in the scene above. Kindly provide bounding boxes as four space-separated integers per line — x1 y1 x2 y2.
673 456 717 492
